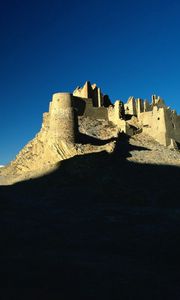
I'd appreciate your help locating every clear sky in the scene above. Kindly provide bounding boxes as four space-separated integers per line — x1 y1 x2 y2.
1 0 180 165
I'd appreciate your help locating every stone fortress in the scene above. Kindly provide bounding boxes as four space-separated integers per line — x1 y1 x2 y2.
56 80 180 148
1 80 180 184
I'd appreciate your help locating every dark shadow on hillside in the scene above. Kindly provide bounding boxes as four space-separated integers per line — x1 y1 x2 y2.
112 132 150 159
1 133 180 298
77 131 116 145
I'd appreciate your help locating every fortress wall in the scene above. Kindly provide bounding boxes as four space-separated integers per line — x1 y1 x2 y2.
139 106 180 146
151 107 169 145
173 115 180 143
72 95 105 117
50 93 73 111
91 85 99 107
108 101 124 123
139 111 152 128
116 120 134 135
84 107 108 119
73 81 103 107
108 105 115 122
144 100 151 112
73 86 87 98
136 99 144 116
73 81 92 99
164 110 180 144
124 97 137 115
139 107 169 146
72 96 87 116
49 93 78 143
152 95 166 109
108 102 133 135
73 89 82 98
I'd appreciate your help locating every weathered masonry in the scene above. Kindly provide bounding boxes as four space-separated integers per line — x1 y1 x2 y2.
39 80 180 148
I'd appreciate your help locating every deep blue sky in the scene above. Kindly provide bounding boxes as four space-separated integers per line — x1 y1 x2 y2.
1 0 180 165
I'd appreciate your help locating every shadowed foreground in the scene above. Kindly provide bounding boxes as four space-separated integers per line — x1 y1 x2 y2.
1 136 180 299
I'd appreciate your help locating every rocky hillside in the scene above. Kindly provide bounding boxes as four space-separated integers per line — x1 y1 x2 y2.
80 117 180 166
0 117 116 184
1 117 180 298
1 116 180 185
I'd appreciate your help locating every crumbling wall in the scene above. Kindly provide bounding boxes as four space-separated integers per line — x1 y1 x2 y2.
152 95 166 108
124 97 151 116
73 81 103 107
84 107 108 119
108 101 124 123
124 97 137 115
144 100 151 112
108 101 133 135
136 98 144 117
139 106 168 145
73 81 91 99
164 109 180 145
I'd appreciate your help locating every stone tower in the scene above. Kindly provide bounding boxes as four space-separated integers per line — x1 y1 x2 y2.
48 92 78 143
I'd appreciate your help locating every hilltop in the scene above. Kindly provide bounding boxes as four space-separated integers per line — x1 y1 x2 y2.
0 81 180 185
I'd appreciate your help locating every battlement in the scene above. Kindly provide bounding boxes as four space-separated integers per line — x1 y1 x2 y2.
73 81 103 107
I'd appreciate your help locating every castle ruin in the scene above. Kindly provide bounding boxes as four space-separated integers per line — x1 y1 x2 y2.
2 80 180 183
48 80 180 148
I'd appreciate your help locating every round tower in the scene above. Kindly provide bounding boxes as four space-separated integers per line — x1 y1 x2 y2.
49 93 78 143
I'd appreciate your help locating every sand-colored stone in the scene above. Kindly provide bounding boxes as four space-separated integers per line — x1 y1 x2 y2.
1 80 180 185
124 97 136 115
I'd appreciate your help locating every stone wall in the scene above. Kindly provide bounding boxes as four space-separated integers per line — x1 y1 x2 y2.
108 101 134 135
124 97 137 115
139 107 168 145
73 81 103 107
48 93 78 143
138 105 180 146
84 107 108 119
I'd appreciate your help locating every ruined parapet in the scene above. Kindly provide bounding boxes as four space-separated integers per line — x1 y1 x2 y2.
108 101 133 135
150 106 168 145
73 81 104 107
138 106 174 146
49 93 78 143
136 98 144 116
144 100 151 112
151 95 156 106
138 106 166 143
108 100 124 123
152 95 161 106
124 97 137 115
151 95 166 108
136 94 180 147
113 101 125 120
97 87 102 107
73 81 92 99
164 109 180 145
125 97 152 115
